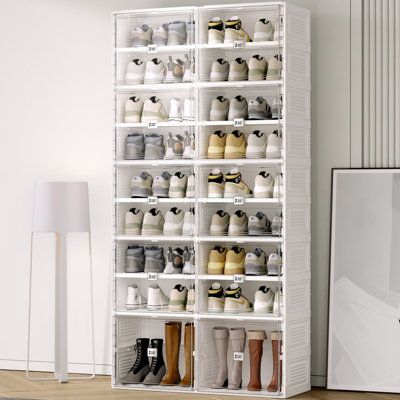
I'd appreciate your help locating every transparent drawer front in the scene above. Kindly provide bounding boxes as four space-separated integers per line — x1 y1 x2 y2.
115 10 195 49
115 316 195 391
198 320 283 395
198 6 281 45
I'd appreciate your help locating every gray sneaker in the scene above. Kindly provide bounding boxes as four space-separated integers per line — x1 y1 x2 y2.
130 171 153 198
152 24 168 45
142 208 164 235
244 248 267 275
143 339 166 385
186 20 195 44
228 58 249 81
144 134 165 160
131 24 153 47
125 133 144 160
248 96 271 120
248 211 271 235
164 247 184 273
126 245 145 273
228 95 248 120
144 246 165 273
167 20 187 45
152 171 171 198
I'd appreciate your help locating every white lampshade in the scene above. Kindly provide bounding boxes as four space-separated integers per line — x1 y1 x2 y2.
32 182 90 233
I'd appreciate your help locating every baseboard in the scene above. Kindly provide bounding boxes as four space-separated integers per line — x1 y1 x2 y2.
0 359 112 375
311 375 327 387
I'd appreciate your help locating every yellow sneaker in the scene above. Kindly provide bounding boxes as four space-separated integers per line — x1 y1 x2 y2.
224 246 245 274
207 246 227 274
207 131 226 159
224 17 251 44
224 130 246 159
224 168 253 198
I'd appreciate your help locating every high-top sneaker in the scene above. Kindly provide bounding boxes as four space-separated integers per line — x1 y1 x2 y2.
224 16 251 43
208 168 225 198
121 338 150 384
143 339 166 385
208 17 225 44
224 168 253 198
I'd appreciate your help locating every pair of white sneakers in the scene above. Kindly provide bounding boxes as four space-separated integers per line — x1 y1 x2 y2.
169 97 194 121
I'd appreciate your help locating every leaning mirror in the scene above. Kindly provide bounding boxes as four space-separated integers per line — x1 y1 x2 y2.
328 168 400 392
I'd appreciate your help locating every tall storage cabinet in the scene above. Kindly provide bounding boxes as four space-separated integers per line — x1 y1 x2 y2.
112 2 310 398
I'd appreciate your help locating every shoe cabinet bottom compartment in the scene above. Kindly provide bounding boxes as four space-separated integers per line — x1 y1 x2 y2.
115 316 195 391
198 320 283 396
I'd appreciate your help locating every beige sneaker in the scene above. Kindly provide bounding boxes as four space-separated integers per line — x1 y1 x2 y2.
186 286 195 312
224 17 251 44
169 284 188 312
266 55 282 80
225 130 246 159
224 168 253 198
207 131 226 159
224 246 245 275
228 210 248 236
224 283 253 312
210 210 230 235
207 245 227 274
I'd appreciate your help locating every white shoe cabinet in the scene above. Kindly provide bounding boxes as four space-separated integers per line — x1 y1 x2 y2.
112 2 310 398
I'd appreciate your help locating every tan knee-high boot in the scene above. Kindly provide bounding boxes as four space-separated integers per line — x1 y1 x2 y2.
211 327 229 389
228 327 246 390
161 321 182 385
267 331 282 392
180 322 195 387
247 330 267 391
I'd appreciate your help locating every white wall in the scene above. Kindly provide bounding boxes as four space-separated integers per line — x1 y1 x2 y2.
0 0 351 384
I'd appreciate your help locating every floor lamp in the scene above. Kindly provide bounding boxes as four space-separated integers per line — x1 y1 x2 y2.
26 182 95 383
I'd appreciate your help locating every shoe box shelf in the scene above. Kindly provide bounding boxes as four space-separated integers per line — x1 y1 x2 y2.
112 2 310 398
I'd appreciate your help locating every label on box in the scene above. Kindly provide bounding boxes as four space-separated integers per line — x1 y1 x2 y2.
147 196 158 205
233 40 244 49
147 348 157 357
147 120 158 129
233 196 244 205
233 352 244 361
233 118 244 127
147 44 157 53
147 272 158 281
233 274 245 283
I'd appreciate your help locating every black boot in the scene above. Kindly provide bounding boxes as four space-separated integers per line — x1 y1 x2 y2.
121 338 150 384
143 338 166 384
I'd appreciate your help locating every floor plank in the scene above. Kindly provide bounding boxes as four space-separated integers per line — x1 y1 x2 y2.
0 371 400 400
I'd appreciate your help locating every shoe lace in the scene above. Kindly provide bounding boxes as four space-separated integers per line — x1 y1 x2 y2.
130 344 142 372
148 352 158 373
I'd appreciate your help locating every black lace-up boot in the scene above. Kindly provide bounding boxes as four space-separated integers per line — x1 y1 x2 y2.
121 338 149 384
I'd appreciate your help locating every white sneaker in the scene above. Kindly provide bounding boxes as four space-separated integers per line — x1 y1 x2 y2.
182 246 195 274
165 56 184 83
142 96 168 122
273 287 284 314
124 96 143 123
246 130 267 158
267 253 282 276
169 97 182 121
182 131 195 159
147 284 169 310
254 286 274 313
163 207 184 235
124 208 144 235
165 133 184 159
169 172 187 198
208 17 225 44
210 96 229 121
126 284 146 309
186 174 195 197
271 215 282 236
182 98 194 121
254 171 274 198
266 130 282 159
248 55 267 81
182 54 195 82
210 59 229 82
273 173 284 198
210 210 230 236
144 58 165 84
169 284 188 311
186 286 195 311
142 208 164 235
208 168 224 198
266 55 282 80
228 95 248 120
125 59 145 84
182 209 195 236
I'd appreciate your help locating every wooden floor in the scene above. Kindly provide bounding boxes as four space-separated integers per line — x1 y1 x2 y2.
0 371 400 400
